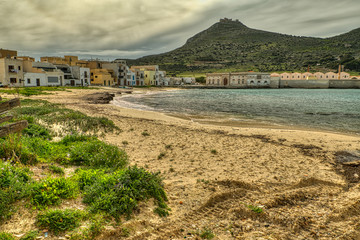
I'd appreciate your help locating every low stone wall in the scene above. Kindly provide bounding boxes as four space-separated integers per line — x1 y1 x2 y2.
279 80 329 89
329 80 360 88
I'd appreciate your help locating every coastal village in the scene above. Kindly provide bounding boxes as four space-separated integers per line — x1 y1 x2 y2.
1 48 360 89
0 48 195 88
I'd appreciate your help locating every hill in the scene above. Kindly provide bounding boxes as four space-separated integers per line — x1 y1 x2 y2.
127 19 360 75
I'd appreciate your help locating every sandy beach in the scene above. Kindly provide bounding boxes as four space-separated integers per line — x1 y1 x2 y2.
10 87 360 239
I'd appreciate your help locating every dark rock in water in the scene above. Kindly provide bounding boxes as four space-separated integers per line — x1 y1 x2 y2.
84 92 116 104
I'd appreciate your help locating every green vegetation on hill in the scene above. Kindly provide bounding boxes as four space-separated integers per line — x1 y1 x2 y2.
128 20 360 75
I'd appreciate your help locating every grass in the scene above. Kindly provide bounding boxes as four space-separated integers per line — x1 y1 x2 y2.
78 166 169 219
210 149 217 154
49 165 65 175
68 139 128 169
0 232 14 240
141 131 150 136
31 177 78 207
0 97 169 236
12 99 120 136
0 86 97 97
247 205 263 214
37 209 84 235
199 228 215 239
0 161 32 221
19 230 39 240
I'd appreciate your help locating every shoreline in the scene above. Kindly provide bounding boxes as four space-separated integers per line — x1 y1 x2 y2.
112 88 360 138
7 87 360 239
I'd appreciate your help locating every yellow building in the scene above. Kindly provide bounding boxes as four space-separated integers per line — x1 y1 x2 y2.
130 65 159 85
90 69 114 86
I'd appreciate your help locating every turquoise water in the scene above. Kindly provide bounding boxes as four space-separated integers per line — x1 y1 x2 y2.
114 89 360 134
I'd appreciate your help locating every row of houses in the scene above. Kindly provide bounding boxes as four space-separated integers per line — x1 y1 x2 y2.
0 48 182 88
206 70 360 87
271 72 357 80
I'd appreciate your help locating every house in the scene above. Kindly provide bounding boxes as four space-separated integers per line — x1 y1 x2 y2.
0 49 17 59
32 62 65 86
102 61 127 86
90 69 114 86
0 57 24 87
280 72 291 80
129 67 145 86
130 65 160 86
206 72 270 87
71 66 91 86
301 72 313 80
313 72 325 79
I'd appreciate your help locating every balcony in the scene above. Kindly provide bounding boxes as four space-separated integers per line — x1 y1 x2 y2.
8 69 17 73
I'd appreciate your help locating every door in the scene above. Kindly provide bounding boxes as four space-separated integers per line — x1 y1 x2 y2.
223 78 228 86
71 80 75 86
36 79 40 86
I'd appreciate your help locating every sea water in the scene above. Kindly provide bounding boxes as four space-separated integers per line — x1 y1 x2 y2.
113 89 360 134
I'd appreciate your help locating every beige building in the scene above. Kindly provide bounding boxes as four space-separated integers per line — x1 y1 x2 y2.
0 58 24 87
0 49 17 59
206 72 270 87
90 69 114 86
279 72 351 80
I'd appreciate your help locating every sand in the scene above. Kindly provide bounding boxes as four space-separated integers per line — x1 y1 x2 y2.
3 87 360 239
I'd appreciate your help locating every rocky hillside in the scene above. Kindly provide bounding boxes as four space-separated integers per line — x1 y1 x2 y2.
127 19 360 74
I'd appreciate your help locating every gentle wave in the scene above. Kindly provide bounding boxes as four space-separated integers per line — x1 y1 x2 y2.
112 89 360 133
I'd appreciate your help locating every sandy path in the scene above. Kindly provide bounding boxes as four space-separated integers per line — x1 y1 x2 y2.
13 88 360 239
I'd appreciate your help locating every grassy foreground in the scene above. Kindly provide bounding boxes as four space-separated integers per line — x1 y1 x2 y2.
0 99 169 239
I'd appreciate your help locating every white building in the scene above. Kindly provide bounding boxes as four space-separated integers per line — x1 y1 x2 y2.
71 66 91 86
24 72 47 87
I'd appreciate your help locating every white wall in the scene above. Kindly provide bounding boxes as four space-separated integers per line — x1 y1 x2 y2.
24 72 47 87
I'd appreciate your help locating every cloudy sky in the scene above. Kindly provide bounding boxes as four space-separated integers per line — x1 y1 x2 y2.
1 0 359 60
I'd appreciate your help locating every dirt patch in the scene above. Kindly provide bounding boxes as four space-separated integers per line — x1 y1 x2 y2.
334 150 360 183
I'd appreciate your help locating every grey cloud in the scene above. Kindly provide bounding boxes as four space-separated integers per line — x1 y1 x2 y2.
2 0 360 60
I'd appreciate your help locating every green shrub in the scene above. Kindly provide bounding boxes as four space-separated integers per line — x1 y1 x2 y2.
0 162 32 220
158 152 166 160
19 230 38 240
13 100 120 134
22 124 52 140
247 205 263 213
0 135 37 165
59 135 95 146
49 165 65 175
0 232 14 240
141 131 150 136
199 228 215 239
80 166 169 219
37 209 84 235
31 177 78 207
23 137 67 163
69 140 127 169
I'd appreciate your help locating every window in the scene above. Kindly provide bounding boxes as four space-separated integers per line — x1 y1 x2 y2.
18 66 21 71
84 72 88 78
8 65 15 73
27 78 31 84
104 80 106 85
10 78 17 83
48 77 58 83
95 76 98 78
